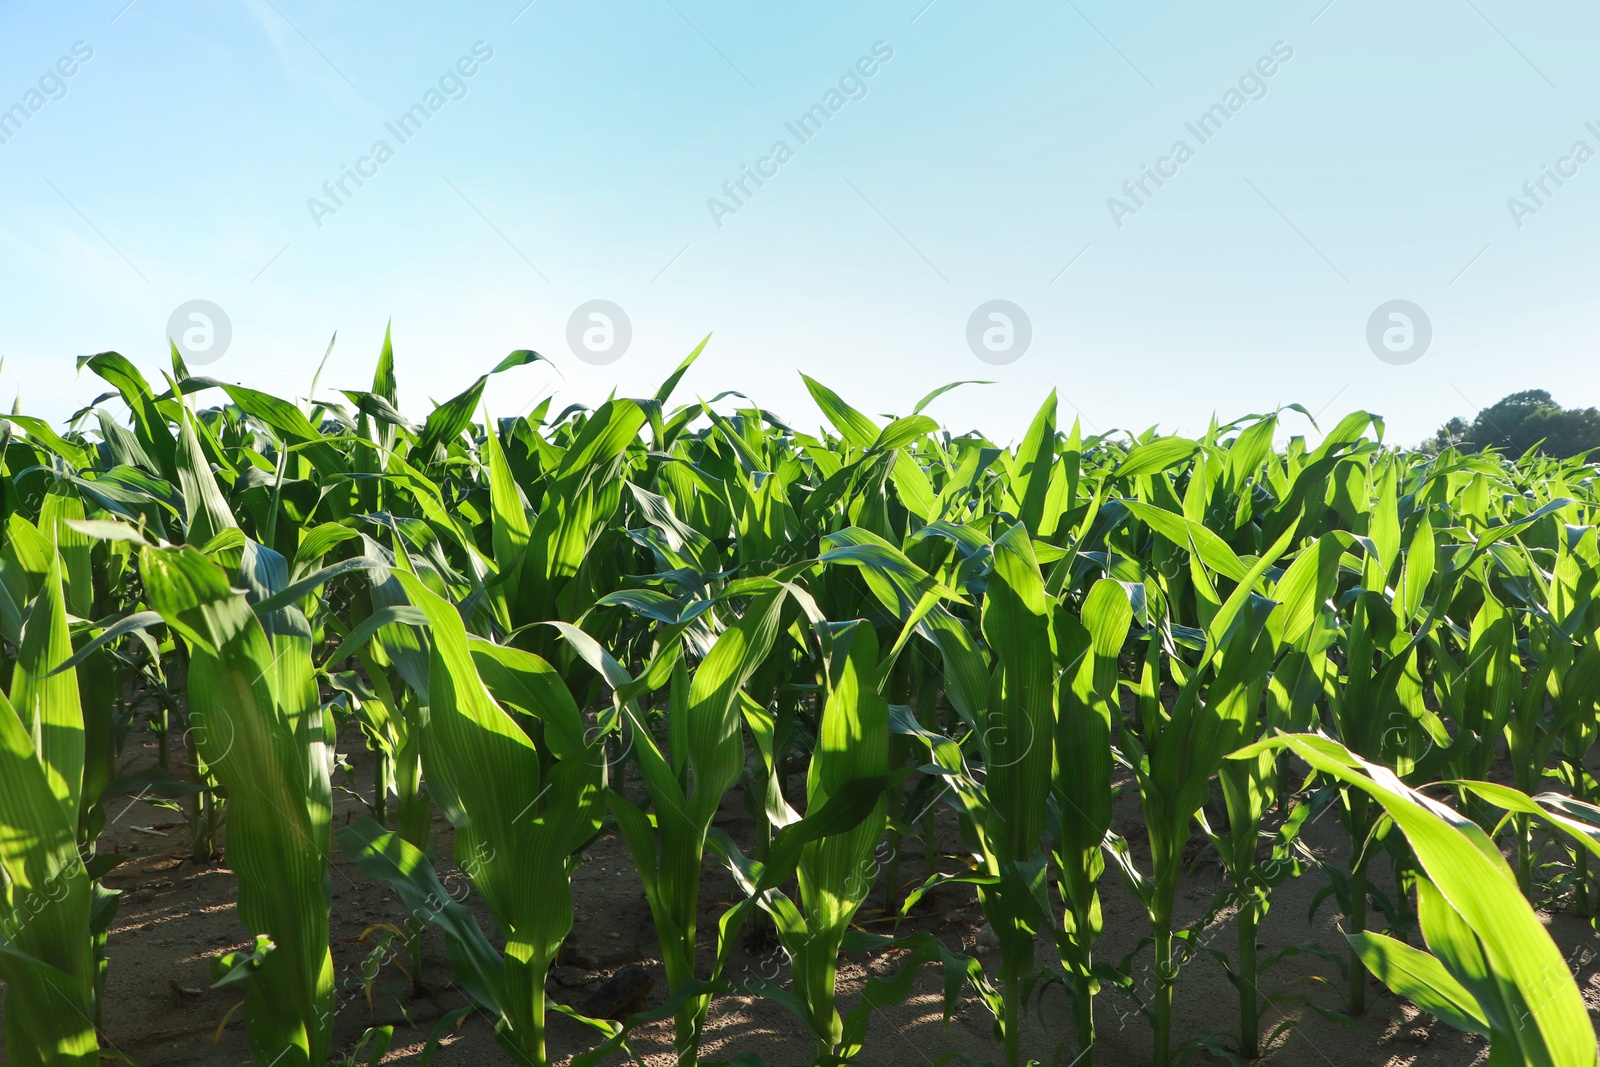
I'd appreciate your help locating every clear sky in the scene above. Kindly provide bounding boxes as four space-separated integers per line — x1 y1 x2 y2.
1 0 1596 447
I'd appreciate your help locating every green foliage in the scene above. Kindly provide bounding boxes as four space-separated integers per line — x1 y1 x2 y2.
1259 734 1598 1066
0 550 98 1066
2 333 1598 1067
1428 389 1600 457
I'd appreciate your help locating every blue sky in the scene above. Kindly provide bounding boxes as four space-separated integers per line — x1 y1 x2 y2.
1 0 1596 446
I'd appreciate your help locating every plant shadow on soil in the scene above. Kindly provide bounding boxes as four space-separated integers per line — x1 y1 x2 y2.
5 711 1599 1067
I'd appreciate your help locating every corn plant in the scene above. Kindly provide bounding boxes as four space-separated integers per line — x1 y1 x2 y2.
608 579 800 1066
1489 497 1599 900
1298 457 1435 1014
872 522 1055 1067
344 568 608 1065
710 613 993 1067
11 331 1600 1067
335 535 435 990
971 522 1058 1067
132 401 354 1066
1260 733 1598 1066
1050 577 1133 1064
714 617 891 1062
1111 515 1295 1067
1547 526 1600 913
1200 530 1353 1058
0 551 100 1066
139 534 337 1067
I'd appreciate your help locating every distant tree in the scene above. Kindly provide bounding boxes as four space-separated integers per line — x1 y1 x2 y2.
1424 390 1600 458
1422 415 1471 454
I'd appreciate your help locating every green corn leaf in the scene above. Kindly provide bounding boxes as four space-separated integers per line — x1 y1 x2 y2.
1116 437 1198 480
7 415 92 471
250 556 387 618
0 671 96 1066
1271 733 1596 1067
414 351 545 459
335 816 505 1014
78 352 177 479
1122 498 1250 582
979 523 1054 863
45 610 165 678
394 570 603 1065
12 555 84 818
1348 929 1487 1036
173 403 238 547
654 335 709 406
912 380 992 414
142 543 333 1067
319 605 427 669
800 373 879 451
1009 391 1056 535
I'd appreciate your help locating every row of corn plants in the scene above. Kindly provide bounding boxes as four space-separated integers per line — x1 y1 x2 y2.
0 333 1598 1066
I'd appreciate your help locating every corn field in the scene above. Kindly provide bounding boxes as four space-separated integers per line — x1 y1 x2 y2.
2 332 1599 1067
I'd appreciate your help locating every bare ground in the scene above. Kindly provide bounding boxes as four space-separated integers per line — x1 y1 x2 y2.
7 720 1600 1067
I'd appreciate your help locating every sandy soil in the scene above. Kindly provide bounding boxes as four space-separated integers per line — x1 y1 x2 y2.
5 718 1599 1067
